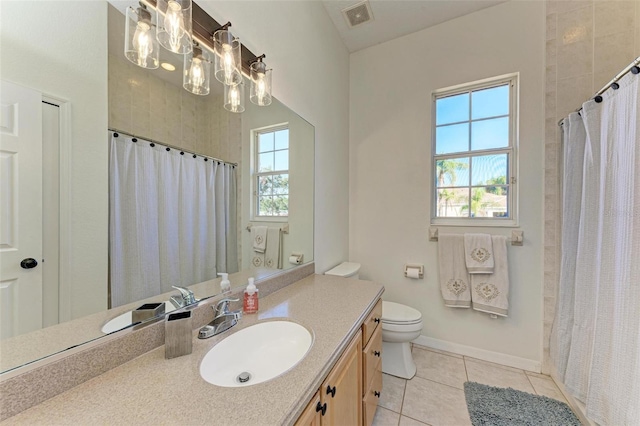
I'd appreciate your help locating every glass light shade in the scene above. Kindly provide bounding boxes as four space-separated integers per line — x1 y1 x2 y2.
224 81 245 113
124 6 159 69
213 30 242 86
250 61 272 106
183 46 211 95
156 0 192 54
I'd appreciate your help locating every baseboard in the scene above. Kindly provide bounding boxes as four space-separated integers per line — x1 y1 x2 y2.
412 335 541 373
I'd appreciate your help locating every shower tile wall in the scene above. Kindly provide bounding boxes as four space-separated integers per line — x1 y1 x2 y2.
543 0 640 373
108 53 241 164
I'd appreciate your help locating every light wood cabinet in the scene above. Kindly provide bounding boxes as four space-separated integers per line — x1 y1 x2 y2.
321 329 362 426
362 299 383 426
295 391 323 426
296 298 382 426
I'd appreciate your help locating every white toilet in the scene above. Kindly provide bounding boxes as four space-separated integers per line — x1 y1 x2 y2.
325 262 423 379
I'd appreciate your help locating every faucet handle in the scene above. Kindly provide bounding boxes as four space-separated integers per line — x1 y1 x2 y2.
172 286 197 305
214 297 240 316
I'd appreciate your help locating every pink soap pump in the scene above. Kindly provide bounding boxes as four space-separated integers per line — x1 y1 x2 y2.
243 277 259 314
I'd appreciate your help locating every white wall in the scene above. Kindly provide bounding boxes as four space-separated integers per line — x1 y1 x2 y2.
198 1 350 273
349 1 545 365
0 1 109 320
241 97 314 270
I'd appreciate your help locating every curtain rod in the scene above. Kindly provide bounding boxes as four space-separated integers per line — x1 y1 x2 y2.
558 56 640 126
108 128 238 167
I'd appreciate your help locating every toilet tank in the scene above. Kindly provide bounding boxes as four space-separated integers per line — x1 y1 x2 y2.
325 262 361 279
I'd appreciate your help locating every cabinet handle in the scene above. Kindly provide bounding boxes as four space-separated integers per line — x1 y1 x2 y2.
374 391 381 398
373 350 380 357
326 384 336 398
316 402 327 416
374 318 380 323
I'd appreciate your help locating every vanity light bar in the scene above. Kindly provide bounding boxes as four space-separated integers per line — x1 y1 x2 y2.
140 0 260 75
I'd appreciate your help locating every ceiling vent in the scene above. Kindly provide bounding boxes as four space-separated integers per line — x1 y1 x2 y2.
342 1 374 28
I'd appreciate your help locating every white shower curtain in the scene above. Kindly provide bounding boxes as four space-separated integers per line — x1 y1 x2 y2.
551 71 640 425
109 134 238 308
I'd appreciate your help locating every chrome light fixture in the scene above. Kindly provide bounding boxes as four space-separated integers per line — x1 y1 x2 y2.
124 4 159 69
156 0 193 54
224 80 245 113
249 55 272 106
183 44 211 95
213 25 242 86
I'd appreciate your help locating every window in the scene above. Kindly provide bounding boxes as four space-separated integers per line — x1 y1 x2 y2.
254 126 289 218
431 74 517 225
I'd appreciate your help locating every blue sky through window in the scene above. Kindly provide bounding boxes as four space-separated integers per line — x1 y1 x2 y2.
435 84 510 185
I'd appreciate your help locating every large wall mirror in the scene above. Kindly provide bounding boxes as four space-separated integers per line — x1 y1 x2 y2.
0 1 314 374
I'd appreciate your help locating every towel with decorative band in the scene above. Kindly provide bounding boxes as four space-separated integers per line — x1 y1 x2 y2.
471 235 509 317
464 233 495 274
438 233 471 308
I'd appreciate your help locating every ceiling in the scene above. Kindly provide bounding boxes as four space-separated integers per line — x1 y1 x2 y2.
321 0 507 52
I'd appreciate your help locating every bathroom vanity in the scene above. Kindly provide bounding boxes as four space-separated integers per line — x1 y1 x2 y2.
2 274 384 425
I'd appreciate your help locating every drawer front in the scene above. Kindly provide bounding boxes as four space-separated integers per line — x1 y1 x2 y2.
362 324 382 393
362 362 382 426
362 299 382 345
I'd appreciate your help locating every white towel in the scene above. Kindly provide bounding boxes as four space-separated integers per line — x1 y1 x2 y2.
437 234 471 308
464 233 495 274
252 226 268 254
471 235 509 317
264 227 282 269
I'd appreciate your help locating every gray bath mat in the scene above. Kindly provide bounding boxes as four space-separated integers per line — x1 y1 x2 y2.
464 381 580 426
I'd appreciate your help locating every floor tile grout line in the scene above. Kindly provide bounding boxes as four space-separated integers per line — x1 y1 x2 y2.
524 371 540 396
412 375 469 393
399 376 408 417
401 413 433 425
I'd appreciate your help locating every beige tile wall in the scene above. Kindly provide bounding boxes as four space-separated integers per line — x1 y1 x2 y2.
108 53 241 164
543 0 640 373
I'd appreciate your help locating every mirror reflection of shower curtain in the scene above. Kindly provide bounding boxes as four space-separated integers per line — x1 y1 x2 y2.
109 134 238 308
551 71 639 425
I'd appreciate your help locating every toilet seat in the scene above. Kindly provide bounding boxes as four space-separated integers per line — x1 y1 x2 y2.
382 301 422 324
381 321 423 333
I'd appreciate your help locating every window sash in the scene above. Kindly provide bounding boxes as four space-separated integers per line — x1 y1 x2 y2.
431 74 517 226
253 126 290 219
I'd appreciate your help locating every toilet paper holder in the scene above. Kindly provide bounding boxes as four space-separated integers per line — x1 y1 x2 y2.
289 253 304 265
404 264 424 279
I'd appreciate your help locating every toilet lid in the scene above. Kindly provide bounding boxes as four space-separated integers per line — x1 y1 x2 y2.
382 301 422 324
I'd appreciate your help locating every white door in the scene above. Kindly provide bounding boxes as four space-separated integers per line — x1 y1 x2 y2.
0 80 43 339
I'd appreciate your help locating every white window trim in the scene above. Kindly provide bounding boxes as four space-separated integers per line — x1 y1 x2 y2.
430 73 519 228
250 123 290 222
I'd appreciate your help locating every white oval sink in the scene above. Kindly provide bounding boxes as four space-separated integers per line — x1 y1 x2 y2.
101 302 177 334
200 321 312 387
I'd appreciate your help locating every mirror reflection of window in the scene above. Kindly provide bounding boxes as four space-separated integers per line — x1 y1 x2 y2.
255 126 289 218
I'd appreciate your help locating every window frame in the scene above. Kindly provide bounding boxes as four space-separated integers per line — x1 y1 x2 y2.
251 123 290 222
430 73 519 227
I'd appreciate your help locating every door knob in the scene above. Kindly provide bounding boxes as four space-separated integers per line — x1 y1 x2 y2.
20 258 38 269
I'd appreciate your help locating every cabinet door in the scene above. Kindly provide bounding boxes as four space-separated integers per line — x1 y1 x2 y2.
362 325 382 395
321 330 362 426
295 391 323 426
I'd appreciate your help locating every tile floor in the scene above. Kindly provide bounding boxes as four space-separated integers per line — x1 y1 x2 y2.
372 345 568 426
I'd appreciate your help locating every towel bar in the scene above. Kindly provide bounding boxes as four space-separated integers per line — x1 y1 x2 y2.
429 227 524 246
246 224 289 234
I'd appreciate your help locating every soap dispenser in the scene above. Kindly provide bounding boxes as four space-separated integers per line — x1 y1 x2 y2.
218 273 231 293
243 277 259 314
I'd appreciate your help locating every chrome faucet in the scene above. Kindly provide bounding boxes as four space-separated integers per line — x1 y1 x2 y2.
170 285 198 309
198 298 242 339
